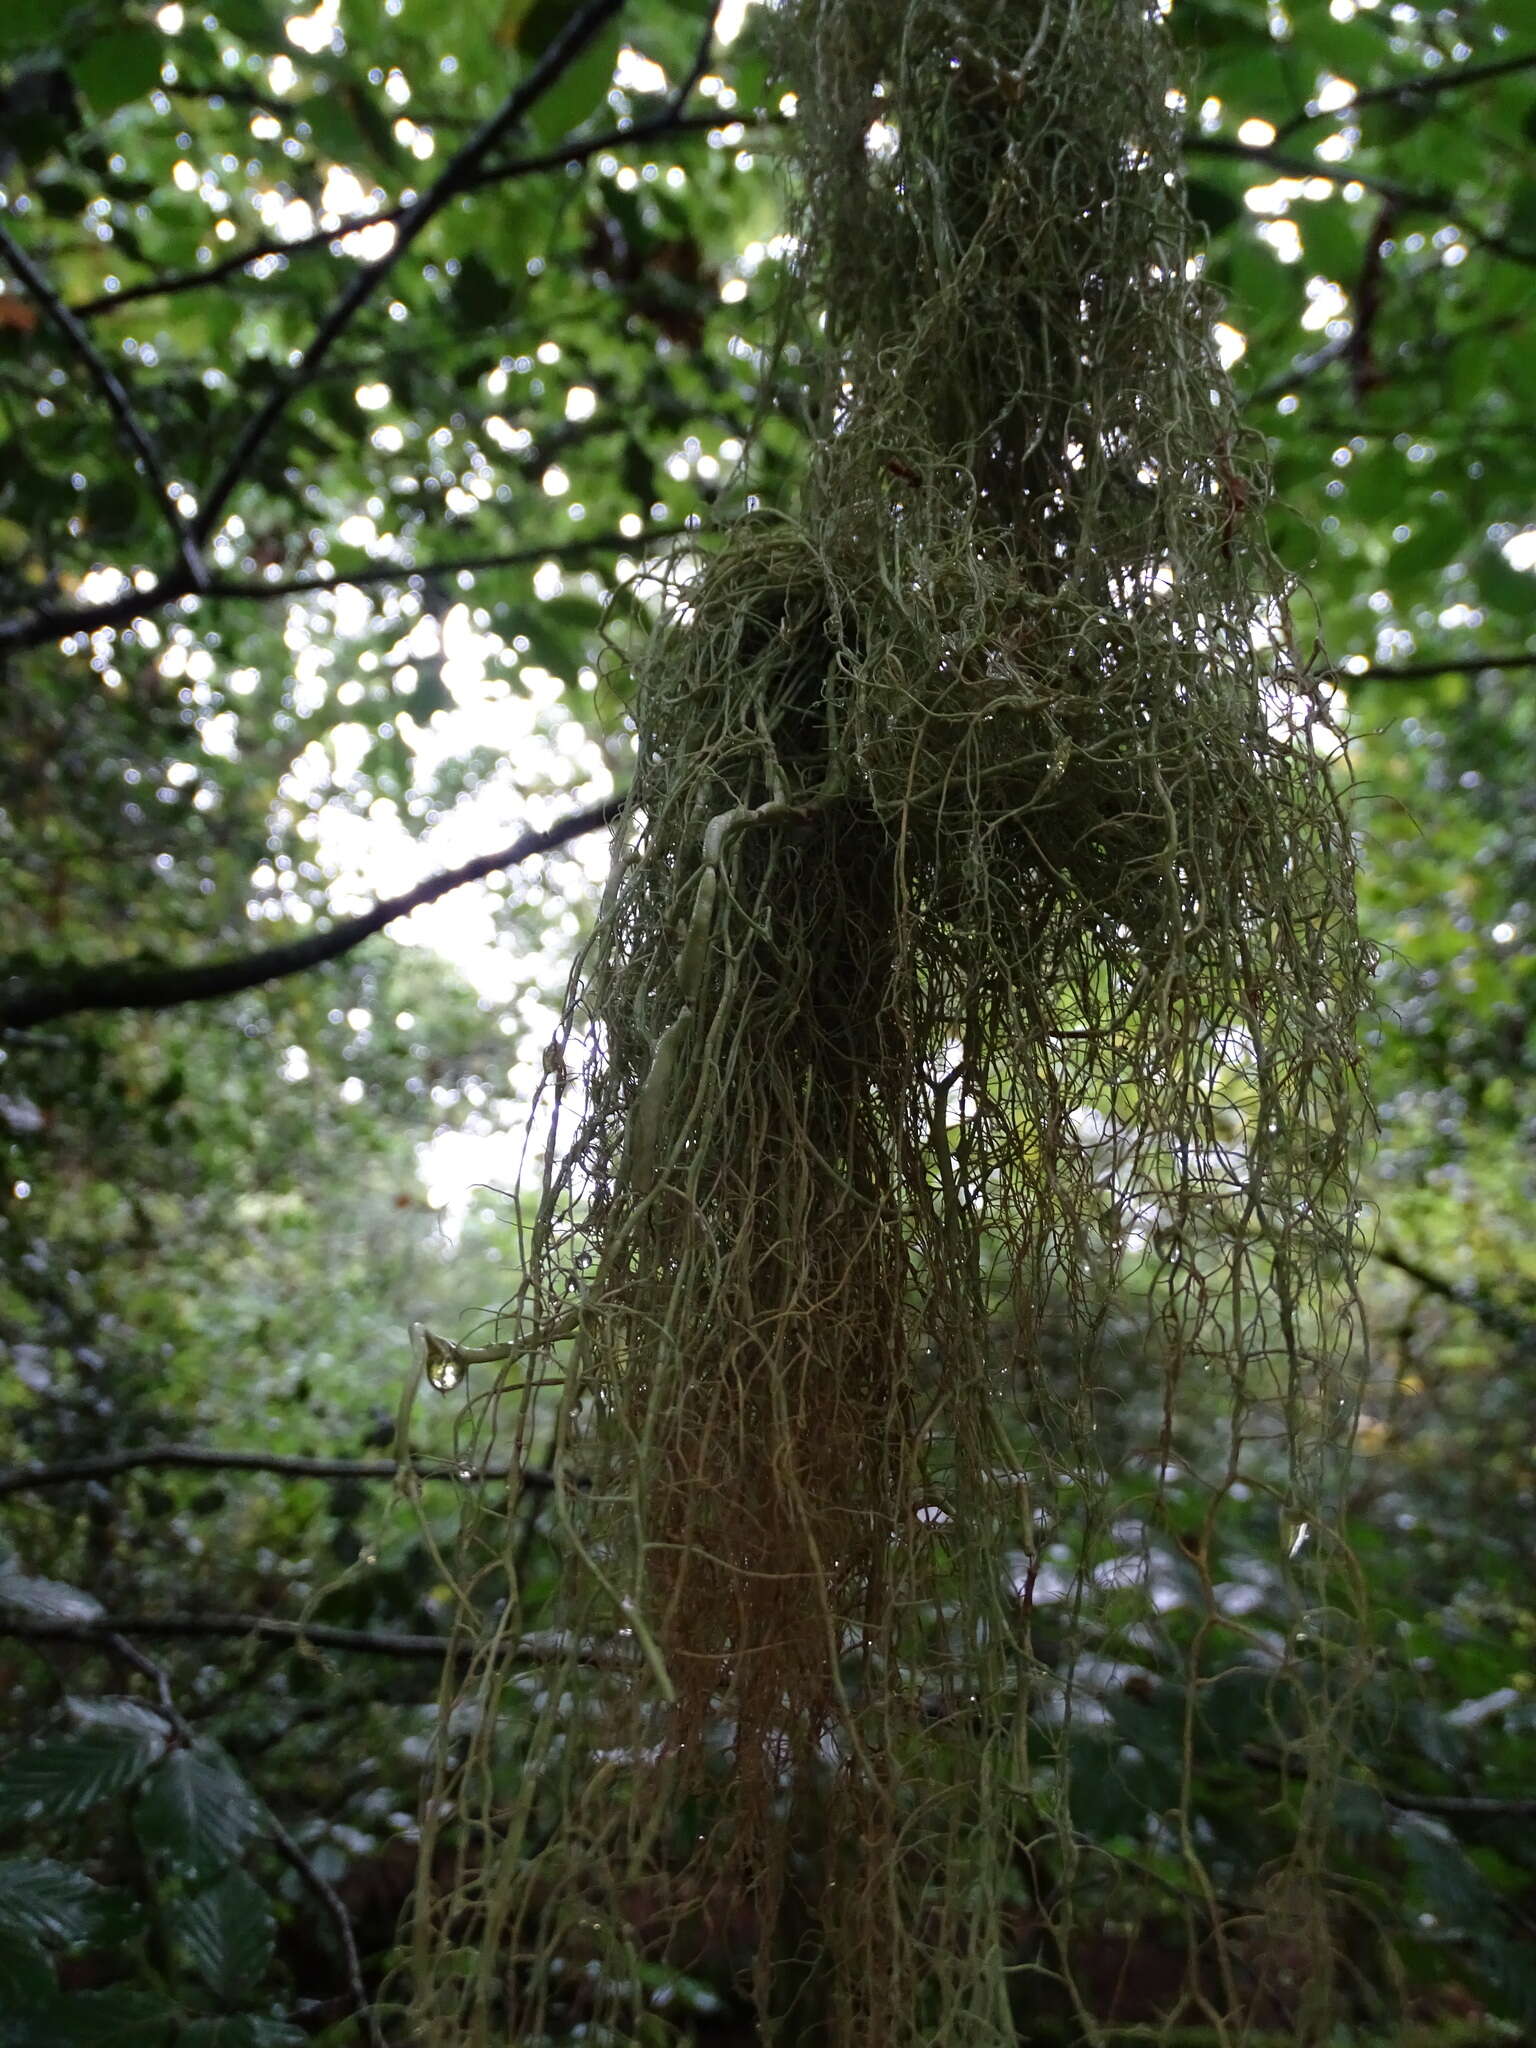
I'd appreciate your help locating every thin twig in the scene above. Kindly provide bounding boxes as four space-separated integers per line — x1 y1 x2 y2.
0 794 620 1030
0 1443 554 1500
200 524 693 603
1184 134 1446 213
268 1816 385 2046
1387 1790 1536 1820
1243 332 1354 409
70 111 727 320
190 0 629 550
0 521 684 657
0 219 205 591
1273 48 1536 141
676 0 727 106
1373 1241 1535 1347
103 1630 183 1722
1340 651 1536 684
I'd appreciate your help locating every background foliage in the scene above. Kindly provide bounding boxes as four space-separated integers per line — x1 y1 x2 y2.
1 0 1534 2040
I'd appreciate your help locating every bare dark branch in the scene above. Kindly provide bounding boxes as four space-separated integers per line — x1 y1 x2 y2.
3 1613 626 1664
1373 1241 1535 1347
0 1443 555 1499
70 111 723 321
0 521 678 658
1273 48 1536 141
0 219 205 591
1342 651 1536 684
1184 135 1448 213
0 795 620 1031
202 524 692 603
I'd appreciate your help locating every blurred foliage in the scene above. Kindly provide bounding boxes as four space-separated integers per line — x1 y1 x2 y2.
0 0 1534 2039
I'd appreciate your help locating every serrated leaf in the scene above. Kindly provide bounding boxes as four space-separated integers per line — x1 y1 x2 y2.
74 31 163 116
0 1725 161 1826
168 1868 274 2005
1394 1809 1491 1927
0 1570 103 1624
135 1747 263 1883
36 1984 180 2045
68 1695 170 1744
0 1856 100 1946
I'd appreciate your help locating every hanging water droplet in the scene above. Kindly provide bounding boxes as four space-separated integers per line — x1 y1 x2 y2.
425 1338 465 1393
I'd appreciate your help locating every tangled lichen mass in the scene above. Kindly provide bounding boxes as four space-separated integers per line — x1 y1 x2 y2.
415 2 1369 2039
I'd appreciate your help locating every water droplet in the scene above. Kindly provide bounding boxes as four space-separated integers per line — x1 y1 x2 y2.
425 1340 465 1393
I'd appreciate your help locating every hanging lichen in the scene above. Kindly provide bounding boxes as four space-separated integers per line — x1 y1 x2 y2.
410 2 1370 2042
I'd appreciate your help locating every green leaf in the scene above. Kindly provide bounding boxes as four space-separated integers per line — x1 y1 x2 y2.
136 1747 263 1883
0 0 59 54
34 1985 181 2045
0 1724 162 1826
1394 1809 1491 1929
1390 506 1464 585
213 0 288 48
521 16 623 146
167 1868 275 2005
0 1930 55 2010
74 31 163 116
1474 541 1536 620
503 0 566 54
1186 180 1242 237
68 1695 169 1743
1502 176 1536 251
0 1856 100 1946
452 254 507 330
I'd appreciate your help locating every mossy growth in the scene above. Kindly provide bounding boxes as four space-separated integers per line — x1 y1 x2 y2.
411 5 1371 2043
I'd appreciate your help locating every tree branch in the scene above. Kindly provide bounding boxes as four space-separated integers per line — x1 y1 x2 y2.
0 521 679 658
70 110 723 321
1386 1789 1536 1820
1184 134 1448 212
1339 651 1536 684
0 794 620 1030
0 219 205 592
0 1443 554 1500
1373 1241 1536 1348
678 0 727 106
1273 49 1536 141
201 524 691 603
3 1613 625 1664
190 0 629 551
